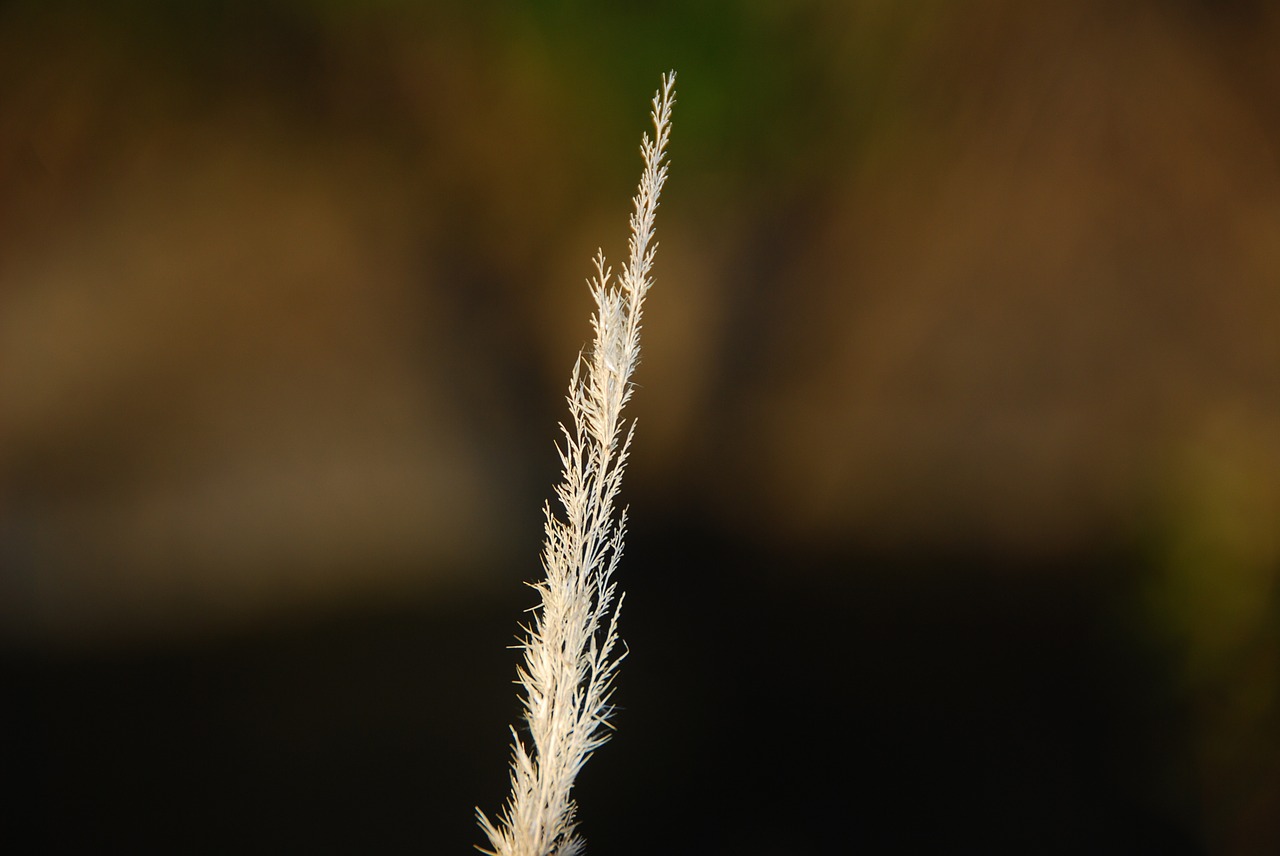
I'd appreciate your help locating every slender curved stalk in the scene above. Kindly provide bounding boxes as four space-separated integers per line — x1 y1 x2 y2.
476 71 675 856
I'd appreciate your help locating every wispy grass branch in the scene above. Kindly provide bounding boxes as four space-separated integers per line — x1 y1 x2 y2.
476 71 676 856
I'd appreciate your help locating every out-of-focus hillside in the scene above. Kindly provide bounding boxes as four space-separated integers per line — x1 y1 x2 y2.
4 0 1278 631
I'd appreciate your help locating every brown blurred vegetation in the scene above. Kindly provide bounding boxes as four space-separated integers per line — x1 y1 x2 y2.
3 1 1279 852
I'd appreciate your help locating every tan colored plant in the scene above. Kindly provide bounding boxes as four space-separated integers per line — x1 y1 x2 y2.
476 71 675 856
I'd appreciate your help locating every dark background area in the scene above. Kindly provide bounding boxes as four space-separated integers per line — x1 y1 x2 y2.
12 534 1202 854
3 1 1279 853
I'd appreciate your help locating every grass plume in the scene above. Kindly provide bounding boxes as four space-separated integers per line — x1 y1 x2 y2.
476 71 676 856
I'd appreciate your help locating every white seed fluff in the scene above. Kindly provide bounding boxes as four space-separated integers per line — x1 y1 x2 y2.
476 72 675 856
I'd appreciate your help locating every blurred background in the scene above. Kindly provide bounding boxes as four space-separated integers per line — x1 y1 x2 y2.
4 0 1279 852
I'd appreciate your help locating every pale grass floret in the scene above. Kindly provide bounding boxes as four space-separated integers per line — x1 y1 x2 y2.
476 72 676 856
